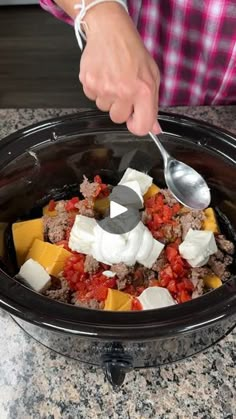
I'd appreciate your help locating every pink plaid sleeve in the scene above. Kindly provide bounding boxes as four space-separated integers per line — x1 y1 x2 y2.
40 0 236 106
128 0 236 106
39 0 73 24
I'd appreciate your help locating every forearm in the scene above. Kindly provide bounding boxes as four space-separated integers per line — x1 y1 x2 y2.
54 0 128 21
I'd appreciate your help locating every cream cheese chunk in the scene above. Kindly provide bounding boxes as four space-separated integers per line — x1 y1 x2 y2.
138 287 176 310
119 168 153 195
120 180 143 204
18 258 51 292
179 228 218 267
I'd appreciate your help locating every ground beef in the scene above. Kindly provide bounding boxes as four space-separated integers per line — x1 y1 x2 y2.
159 189 179 207
55 200 67 214
189 267 212 298
116 277 128 290
180 210 205 239
111 263 129 280
72 295 101 310
190 266 211 286
216 234 235 255
213 249 225 261
80 176 100 200
141 210 151 225
131 265 152 288
75 199 95 217
208 253 233 281
159 222 182 243
84 255 99 274
111 263 130 290
191 279 204 299
44 277 71 303
152 251 167 273
43 212 70 243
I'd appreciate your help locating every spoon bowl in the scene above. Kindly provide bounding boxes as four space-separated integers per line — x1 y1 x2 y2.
149 132 211 210
165 159 211 210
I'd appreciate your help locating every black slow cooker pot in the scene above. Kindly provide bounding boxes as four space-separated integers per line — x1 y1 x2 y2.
0 111 235 387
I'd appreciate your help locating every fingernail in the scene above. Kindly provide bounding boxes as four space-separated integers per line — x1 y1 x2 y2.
153 121 162 134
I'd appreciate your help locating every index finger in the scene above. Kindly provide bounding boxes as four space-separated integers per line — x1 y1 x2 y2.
126 83 159 136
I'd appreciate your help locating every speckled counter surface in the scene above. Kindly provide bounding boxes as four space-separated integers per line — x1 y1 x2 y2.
0 107 235 419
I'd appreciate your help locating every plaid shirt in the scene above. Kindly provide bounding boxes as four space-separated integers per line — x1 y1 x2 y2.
40 0 236 106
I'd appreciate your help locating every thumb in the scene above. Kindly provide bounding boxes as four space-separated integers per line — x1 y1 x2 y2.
151 120 162 134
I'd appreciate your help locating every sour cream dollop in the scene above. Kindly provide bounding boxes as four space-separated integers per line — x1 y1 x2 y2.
69 216 164 268
92 221 164 268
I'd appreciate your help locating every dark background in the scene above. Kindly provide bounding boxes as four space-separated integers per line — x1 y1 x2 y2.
0 5 93 107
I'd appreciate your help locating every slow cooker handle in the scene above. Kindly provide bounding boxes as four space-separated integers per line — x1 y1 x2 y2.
103 358 133 388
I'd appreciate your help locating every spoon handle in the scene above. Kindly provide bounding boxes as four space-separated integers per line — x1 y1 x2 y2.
149 132 170 166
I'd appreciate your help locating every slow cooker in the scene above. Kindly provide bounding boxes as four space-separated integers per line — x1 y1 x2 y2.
0 111 235 387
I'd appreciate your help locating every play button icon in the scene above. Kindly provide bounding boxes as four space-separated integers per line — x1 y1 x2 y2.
110 201 128 219
97 184 143 234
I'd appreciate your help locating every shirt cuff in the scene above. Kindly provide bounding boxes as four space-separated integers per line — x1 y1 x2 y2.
40 0 128 26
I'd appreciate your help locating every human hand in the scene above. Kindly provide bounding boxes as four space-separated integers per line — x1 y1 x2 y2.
79 2 161 136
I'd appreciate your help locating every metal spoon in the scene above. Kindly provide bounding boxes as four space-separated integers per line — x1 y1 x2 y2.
149 132 211 210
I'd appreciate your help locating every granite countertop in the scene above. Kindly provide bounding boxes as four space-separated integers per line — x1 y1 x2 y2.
0 107 235 419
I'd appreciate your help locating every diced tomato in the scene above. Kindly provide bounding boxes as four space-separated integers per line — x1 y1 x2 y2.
71 197 79 204
94 175 102 184
160 277 170 287
167 279 178 294
93 285 108 301
153 230 165 240
65 227 72 241
177 282 185 292
163 205 172 222
136 286 145 295
65 197 79 212
94 175 110 198
179 290 191 303
183 278 194 292
55 240 70 251
153 213 164 226
166 246 178 263
105 278 117 289
73 261 84 273
172 203 181 215
48 199 56 211
149 279 159 287
172 260 185 276
123 285 136 296
65 202 74 212
132 298 143 311
160 265 173 280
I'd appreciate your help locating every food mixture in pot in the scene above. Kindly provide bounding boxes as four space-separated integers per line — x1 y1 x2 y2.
13 168 235 311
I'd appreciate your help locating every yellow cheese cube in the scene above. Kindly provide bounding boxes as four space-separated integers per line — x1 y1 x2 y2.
94 197 109 214
43 204 58 217
144 183 160 202
203 208 220 233
12 219 44 267
26 239 71 278
204 274 222 289
104 289 133 311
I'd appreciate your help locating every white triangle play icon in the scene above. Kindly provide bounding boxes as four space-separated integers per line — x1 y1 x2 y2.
110 201 128 219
